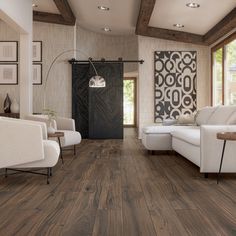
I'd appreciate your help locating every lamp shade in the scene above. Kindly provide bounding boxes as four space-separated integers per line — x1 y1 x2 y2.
89 75 106 88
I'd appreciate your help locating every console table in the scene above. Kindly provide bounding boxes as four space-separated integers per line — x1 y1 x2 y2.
0 113 19 118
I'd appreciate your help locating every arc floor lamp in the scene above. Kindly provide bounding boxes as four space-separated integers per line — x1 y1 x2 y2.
43 49 106 110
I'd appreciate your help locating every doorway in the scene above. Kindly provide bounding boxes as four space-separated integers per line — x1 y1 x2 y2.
123 77 137 127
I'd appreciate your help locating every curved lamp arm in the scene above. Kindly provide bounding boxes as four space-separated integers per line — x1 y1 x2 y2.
43 49 99 110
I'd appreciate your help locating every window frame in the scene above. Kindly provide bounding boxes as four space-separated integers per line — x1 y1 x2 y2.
211 32 236 105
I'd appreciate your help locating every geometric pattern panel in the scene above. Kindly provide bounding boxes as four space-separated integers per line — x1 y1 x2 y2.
154 51 197 122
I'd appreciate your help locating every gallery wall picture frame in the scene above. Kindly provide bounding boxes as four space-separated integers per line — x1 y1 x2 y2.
33 64 42 85
33 41 42 62
0 64 18 85
0 41 18 62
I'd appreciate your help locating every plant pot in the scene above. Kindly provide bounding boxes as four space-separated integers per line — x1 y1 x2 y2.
47 126 56 134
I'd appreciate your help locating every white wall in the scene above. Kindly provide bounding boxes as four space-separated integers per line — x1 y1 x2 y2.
33 22 75 117
0 22 139 117
77 26 138 74
138 36 211 137
0 20 19 110
0 0 33 117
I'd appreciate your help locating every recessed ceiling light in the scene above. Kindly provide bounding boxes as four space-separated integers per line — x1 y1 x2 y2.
186 3 200 8
98 6 110 11
173 23 184 28
102 27 111 32
32 4 38 8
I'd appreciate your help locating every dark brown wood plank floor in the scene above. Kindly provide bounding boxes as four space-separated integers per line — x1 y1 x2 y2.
0 128 236 236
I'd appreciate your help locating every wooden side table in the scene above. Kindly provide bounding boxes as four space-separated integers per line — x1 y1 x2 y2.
216 132 236 184
0 113 19 118
48 132 64 164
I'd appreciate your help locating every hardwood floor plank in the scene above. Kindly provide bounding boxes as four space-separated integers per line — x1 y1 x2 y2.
120 157 157 235
92 209 123 236
0 128 235 235
175 209 219 236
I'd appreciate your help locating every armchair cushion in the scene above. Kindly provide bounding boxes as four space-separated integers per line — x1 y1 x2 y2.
58 130 81 147
25 115 57 131
55 117 75 131
0 119 45 168
12 140 60 168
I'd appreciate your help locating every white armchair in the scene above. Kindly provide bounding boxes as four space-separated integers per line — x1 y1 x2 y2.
0 117 60 184
26 115 82 155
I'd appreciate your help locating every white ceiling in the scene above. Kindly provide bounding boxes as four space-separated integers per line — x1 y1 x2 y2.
32 0 141 35
32 0 236 36
149 0 236 35
32 0 60 14
68 0 141 35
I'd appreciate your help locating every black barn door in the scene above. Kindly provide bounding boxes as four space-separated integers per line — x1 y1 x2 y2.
72 62 123 139
72 64 90 138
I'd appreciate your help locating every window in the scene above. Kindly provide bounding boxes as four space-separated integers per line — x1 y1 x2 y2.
123 78 136 127
212 33 236 105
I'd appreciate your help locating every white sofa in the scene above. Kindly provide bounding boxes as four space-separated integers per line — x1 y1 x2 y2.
0 117 60 183
26 115 82 154
142 106 236 173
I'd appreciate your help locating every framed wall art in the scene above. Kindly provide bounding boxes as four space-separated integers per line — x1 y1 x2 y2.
0 64 18 85
33 64 42 85
154 51 197 122
32 41 42 62
0 41 18 62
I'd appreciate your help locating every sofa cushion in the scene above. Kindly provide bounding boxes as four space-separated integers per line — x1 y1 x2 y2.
227 110 236 124
195 106 217 125
143 125 197 134
177 113 196 125
171 128 200 146
207 105 236 125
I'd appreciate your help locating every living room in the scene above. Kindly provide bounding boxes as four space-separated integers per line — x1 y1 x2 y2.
0 0 235 235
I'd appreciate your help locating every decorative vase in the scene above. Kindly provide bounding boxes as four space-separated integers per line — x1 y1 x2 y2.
10 98 20 113
47 120 56 134
3 94 11 113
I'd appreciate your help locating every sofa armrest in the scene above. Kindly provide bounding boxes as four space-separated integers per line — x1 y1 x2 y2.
0 119 44 168
200 125 236 173
55 117 75 131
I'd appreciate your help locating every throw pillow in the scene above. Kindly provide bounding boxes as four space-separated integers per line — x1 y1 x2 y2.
177 113 196 125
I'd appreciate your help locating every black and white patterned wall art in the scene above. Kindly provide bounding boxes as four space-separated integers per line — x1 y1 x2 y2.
154 51 197 122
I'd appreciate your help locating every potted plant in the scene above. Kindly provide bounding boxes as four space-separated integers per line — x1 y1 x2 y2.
43 108 57 134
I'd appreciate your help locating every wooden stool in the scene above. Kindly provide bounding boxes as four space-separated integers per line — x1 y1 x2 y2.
216 132 236 184
48 132 64 164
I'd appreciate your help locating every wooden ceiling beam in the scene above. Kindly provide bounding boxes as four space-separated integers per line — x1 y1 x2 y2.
136 0 156 34
142 27 205 45
33 11 74 25
136 0 236 45
203 8 236 45
33 0 75 26
135 0 205 45
53 0 75 25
